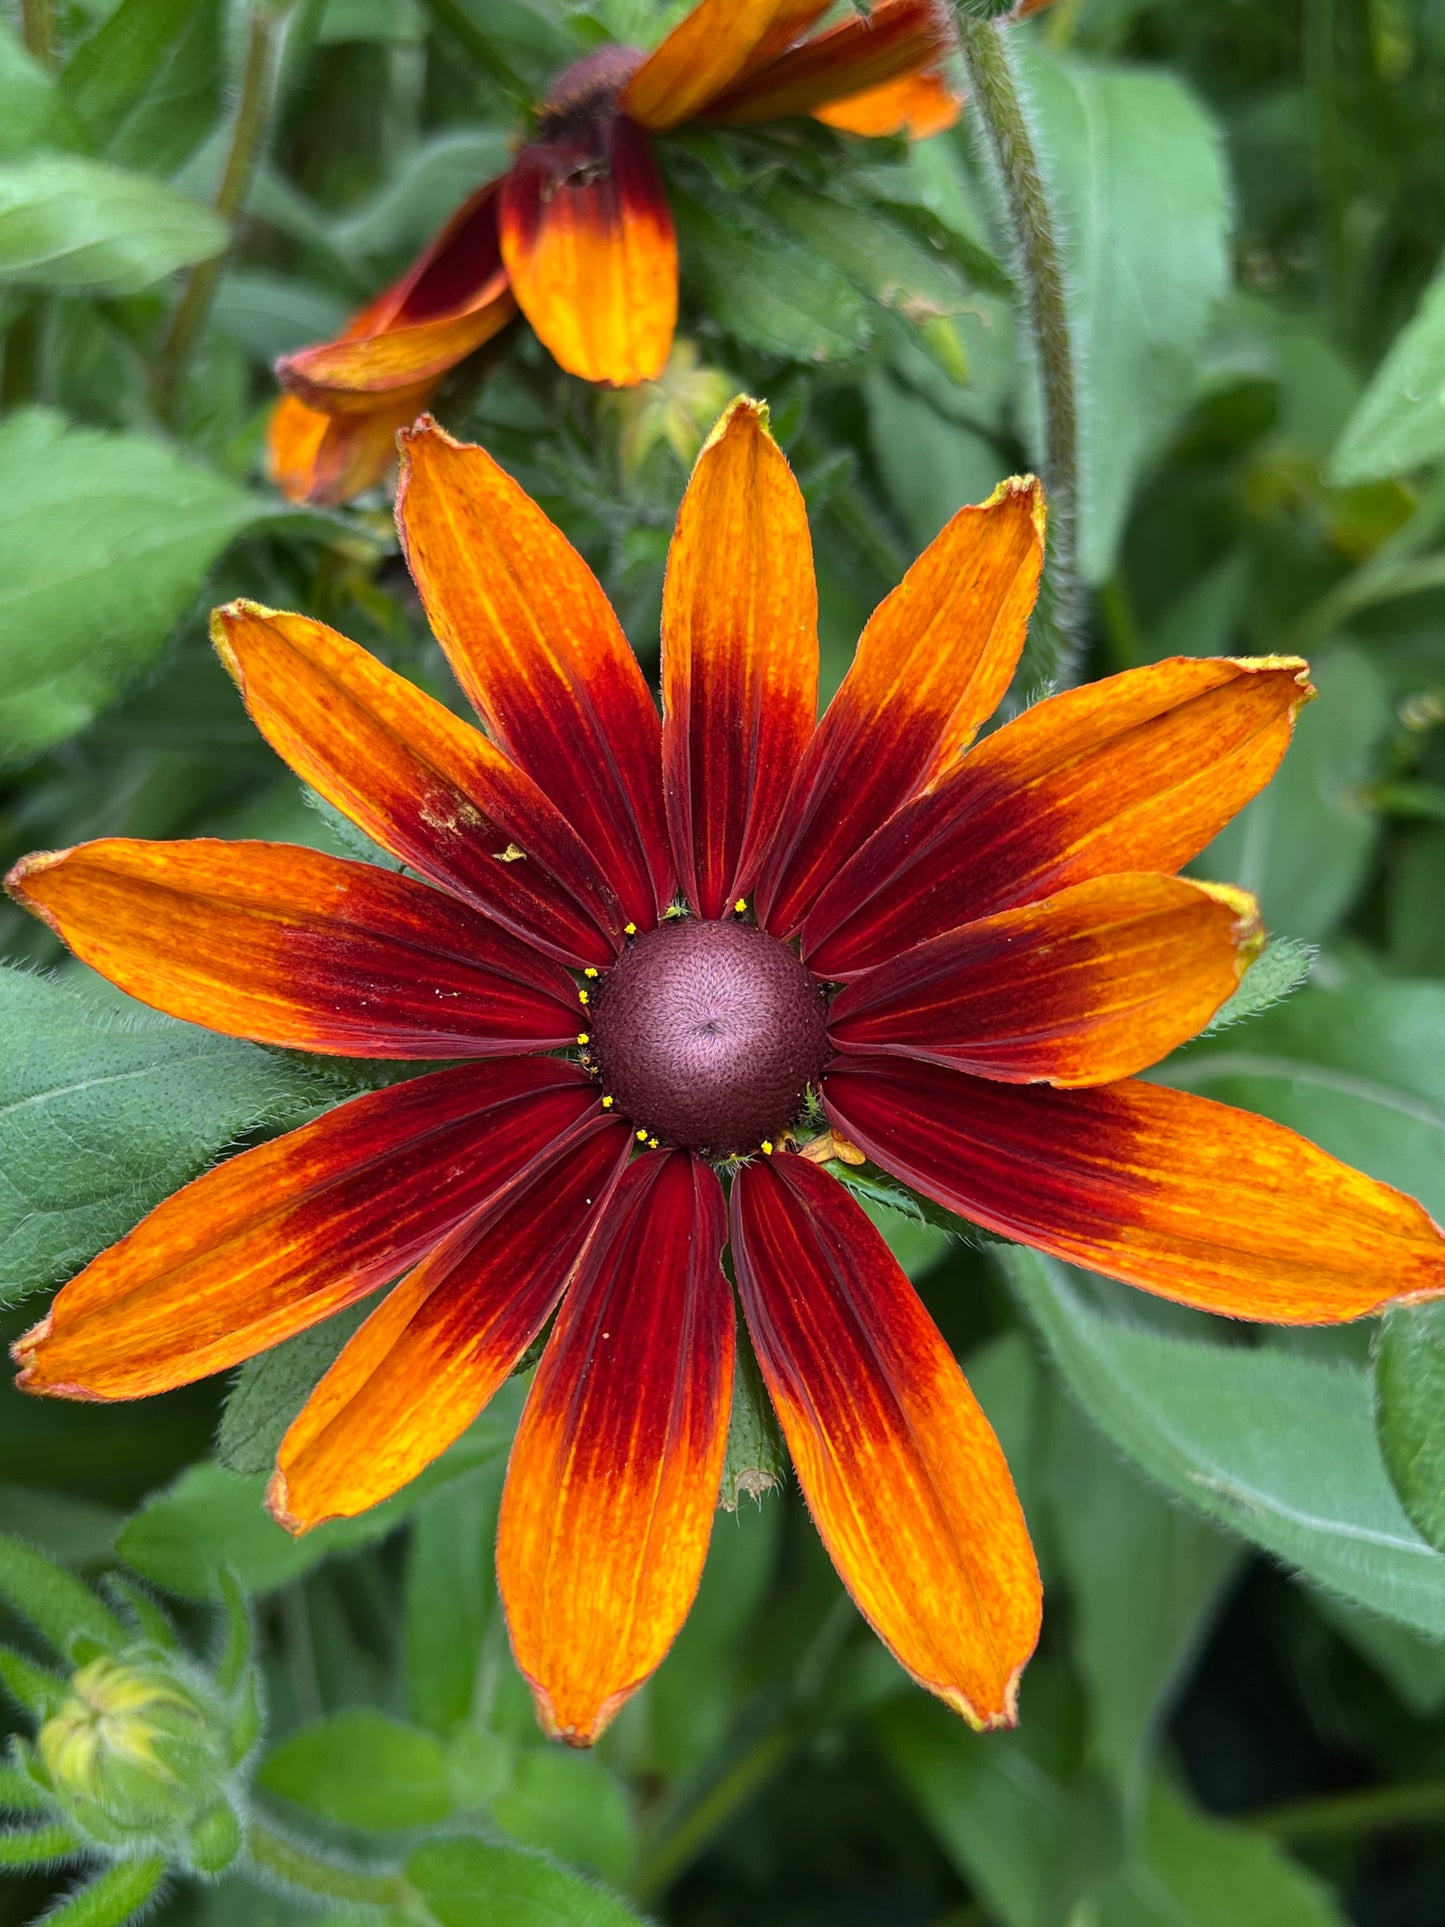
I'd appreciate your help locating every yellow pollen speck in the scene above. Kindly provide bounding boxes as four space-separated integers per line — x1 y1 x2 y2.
648 1137 659 1150
761 1139 774 1155
624 922 637 936
601 1095 614 1108
583 967 599 979
734 898 747 913
636 1129 649 1142
578 989 589 1005
577 1033 590 1046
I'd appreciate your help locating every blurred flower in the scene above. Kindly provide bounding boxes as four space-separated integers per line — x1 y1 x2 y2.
600 338 737 482
269 0 960 504
11 401 1445 1747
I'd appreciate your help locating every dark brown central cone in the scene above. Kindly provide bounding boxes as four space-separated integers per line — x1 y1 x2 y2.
592 919 829 1156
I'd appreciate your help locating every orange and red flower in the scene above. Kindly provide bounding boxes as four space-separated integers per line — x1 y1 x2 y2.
10 400 1445 1744
270 0 960 503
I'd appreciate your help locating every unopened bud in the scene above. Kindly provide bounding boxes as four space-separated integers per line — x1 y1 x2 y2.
39 1654 238 1856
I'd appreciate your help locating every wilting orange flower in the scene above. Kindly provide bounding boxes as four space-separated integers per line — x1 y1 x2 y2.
10 401 1445 1745
270 0 959 504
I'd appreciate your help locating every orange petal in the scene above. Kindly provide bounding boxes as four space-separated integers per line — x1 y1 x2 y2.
396 418 673 928
499 113 676 386
814 67 961 139
731 1154 1039 1728
621 0 832 132
804 657 1315 977
661 398 819 917
13 1061 600 1399
270 1115 632 1530
824 1055 1445 1322
268 392 420 507
213 600 624 968
498 1151 732 1745
756 474 1044 936
828 875 1262 1086
275 180 514 413
6 838 580 1057
707 0 955 124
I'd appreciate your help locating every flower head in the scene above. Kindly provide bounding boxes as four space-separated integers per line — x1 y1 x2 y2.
10 400 1444 1746
270 0 960 503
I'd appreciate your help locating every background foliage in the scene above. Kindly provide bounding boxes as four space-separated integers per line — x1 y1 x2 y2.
2 0 1445 1921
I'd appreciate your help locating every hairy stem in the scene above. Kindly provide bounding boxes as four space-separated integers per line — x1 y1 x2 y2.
954 5 1082 677
20 0 53 63
246 1819 411 1906
1247 1776 1445 1842
152 5 280 421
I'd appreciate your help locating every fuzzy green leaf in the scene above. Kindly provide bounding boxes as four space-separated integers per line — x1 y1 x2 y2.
1199 935 1314 1035
216 1305 370 1477
1328 248 1445 483
0 965 334 1302
1373 1296 1445 1553
0 1532 127 1657
0 154 226 292
406 1837 648 1927
259 1711 457 1830
40 1855 168 1926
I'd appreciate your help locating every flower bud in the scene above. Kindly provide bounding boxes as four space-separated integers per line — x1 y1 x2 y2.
602 340 736 483
39 1653 238 1855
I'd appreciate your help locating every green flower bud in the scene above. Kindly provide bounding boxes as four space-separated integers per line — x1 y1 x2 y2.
602 340 737 484
39 1653 238 1855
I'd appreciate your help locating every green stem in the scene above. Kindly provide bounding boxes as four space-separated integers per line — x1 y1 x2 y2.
21 0 54 64
152 4 280 422
1246 1777 1445 1843
954 5 1081 677
633 1724 798 1905
245 1819 411 1907
1286 550 1445 652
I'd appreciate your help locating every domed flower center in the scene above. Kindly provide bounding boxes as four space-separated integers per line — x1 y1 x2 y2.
592 919 829 1156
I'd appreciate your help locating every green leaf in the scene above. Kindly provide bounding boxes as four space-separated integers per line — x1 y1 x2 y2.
117 1428 509 1600
0 965 332 1302
405 1458 507 1734
1328 249 1445 483
1018 46 1231 582
1045 1396 1237 1801
36 1855 168 1926
1374 1297 1445 1552
259 1710 456 1829
1199 935 1314 1035
0 154 227 292
0 1645 71 1717
60 0 213 152
493 1748 636 1884
216 1306 371 1477
0 1531 127 1657
0 21 76 161
1096 1780 1348 1926
1311 1590 1445 1717
1004 1248 1445 1636
1196 646 1390 943
0 411 270 763
672 185 872 365
766 187 974 323
1164 977 1445 1222
405 1837 648 1927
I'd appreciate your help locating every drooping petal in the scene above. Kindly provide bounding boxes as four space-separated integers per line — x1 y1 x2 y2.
498 1151 732 1745
268 392 423 508
827 875 1261 1087
13 1061 600 1400
271 1114 633 1531
756 475 1044 936
6 839 581 1057
275 180 514 413
804 657 1314 976
621 0 831 132
730 1154 1039 1728
499 112 677 387
396 418 673 926
813 67 960 138
661 398 819 918
824 1054 1445 1322
213 600 624 968
707 0 956 124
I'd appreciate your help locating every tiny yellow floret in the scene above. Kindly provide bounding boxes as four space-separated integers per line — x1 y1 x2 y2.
636 1128 649 1142
648 1137 659 1150
761 1139 774 1155
577 1033 590 1046
583 967 599 978
578 989 589 1005
734 898 747 913
624 922 637 936
601 1095 614 1109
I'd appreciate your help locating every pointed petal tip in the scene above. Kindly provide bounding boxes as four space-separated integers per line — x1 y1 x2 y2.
695 393 773 463
985 471 1048 542
943 1658 1029 1733
527 1678 621 1749
1225 653 1316 703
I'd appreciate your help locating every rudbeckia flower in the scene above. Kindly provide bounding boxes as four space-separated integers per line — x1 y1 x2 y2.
269 0 959 504
10 401 1444 1747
